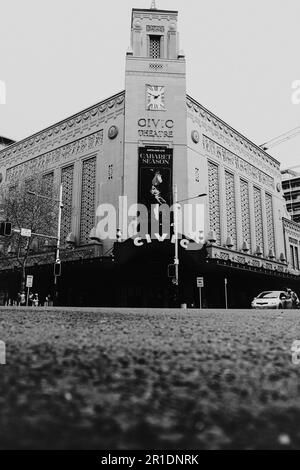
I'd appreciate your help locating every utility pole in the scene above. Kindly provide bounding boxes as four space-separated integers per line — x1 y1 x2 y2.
225 277 228 309
54 183 63 302
173 184 179 291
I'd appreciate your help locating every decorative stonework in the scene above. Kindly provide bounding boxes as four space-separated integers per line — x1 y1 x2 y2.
253 187 264 252
283 218 300 240
149 63 165 71
225 171 237 249
187 95 280 175
0 92 124 166
61 165 74 243
203 135 275 190
5 130 103 182
191 130 200 144
108 125 119 140
207 245 288 273
80 157 97 245
133 11 178 22
208 160 221 245
240 179 251 249
146 25 165 32
265 193 275 253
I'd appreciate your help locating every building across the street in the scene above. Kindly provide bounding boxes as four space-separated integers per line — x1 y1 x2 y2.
0 2 299 307
0 136 15 151
282 168 300 224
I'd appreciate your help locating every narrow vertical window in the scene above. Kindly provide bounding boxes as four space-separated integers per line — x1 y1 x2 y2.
149 36 161 59
225 171 237 249
80 157 96 244
208 161 221 244
240 179 251 250
265 193 275 255
253 187 264 253
295 246 299 270
61 165 74 243
290 245 295 269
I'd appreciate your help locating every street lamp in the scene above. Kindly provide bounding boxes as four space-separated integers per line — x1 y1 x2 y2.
28 184 63 304
173 184 207 304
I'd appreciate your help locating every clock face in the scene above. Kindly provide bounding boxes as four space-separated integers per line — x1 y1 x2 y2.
146 85 165 111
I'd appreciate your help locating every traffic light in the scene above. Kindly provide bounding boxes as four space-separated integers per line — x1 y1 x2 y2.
54 261 61 277
168 264 176 278
0 221 12 237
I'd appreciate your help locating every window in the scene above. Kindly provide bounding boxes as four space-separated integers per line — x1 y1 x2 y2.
149 36 161 59
108 164 113 181
80 157 96 244
295 246 299 270
290 245 295 269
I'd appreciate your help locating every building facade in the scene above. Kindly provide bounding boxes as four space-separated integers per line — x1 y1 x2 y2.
0 3 299 307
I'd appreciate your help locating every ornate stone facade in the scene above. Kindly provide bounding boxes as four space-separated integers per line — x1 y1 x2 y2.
208 161 221 244
187 96 280 175
225 170 237 249
0 92 124 168
80 157 97 244
203 135 274 190
5 131 103 183
240 179 251 249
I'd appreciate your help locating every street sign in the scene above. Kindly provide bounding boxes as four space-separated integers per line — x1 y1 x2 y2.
54 261 61 277
168 264 176 278
26 275 33 288
197 277 204 309
0 221 12 236
21 228 32 237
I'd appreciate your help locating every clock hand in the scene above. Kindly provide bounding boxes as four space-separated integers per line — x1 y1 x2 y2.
149 91 160 98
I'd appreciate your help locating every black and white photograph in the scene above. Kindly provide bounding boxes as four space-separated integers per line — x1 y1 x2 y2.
1 0 300 455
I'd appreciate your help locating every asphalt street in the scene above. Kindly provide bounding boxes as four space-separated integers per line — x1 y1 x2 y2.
1 307 300 449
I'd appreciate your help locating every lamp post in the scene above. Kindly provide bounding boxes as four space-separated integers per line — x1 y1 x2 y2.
173 184 207 304
28 183 63 304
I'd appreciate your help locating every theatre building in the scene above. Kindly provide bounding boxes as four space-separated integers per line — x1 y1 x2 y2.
0 3 299 307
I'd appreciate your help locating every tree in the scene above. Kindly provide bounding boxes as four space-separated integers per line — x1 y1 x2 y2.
0 178 58 291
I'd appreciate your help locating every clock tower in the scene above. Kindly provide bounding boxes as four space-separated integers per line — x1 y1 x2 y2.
123 2 187 237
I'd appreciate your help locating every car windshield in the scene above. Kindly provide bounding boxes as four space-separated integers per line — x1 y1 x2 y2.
257 292 280 299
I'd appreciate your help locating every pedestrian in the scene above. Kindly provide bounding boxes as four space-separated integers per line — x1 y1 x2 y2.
290 289 300 309
28 292 33 306
17 292 21 306
48 294 53 307
20 291 26 306
33 293 39 307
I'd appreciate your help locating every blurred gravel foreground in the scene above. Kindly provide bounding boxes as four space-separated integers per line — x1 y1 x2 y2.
1 307 300 450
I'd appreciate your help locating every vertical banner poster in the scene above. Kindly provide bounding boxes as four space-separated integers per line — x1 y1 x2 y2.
138 146 173 210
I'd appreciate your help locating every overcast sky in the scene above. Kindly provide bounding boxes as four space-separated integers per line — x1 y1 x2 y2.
0 0 299 168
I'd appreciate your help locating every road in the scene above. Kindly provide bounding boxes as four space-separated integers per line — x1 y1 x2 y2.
0 307 300 449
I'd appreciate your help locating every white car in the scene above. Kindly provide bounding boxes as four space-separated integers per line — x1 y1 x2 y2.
251 291 293 309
